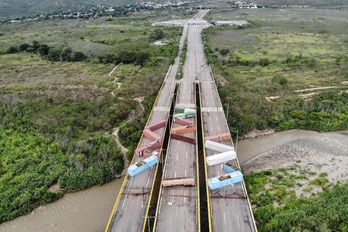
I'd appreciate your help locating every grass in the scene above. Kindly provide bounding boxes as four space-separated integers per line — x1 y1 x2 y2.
202 7 348 135
0 10 182 223
244 165 348 231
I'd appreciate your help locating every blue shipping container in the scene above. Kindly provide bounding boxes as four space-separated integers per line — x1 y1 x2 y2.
128 155 158 177
208 171 243 190
223 163 235 173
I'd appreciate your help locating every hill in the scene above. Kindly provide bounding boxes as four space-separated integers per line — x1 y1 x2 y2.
256 0 348 7
0 0 136 19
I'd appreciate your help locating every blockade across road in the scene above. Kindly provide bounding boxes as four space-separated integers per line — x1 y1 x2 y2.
104 11 189 231
105 9 257 232
152 10 211 232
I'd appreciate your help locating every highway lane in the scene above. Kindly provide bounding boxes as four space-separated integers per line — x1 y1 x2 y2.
186 17 257 232
107 11 206 232
107 20 188 232
154 10 210 232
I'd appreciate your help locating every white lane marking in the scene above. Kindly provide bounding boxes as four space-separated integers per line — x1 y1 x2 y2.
237 214 241 227
224 213 227 226
186 152 188 158
122 195 128 208
175 172 177 178
185 170 187 177
210 126 212 131
146 175 151 188
218 127 221 132
176 153 179 161
217 171 220 176
129 177 133 189
209 117 211 122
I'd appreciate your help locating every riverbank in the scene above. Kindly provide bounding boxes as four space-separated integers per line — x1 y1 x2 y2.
1 129 347 232
0 178 123 232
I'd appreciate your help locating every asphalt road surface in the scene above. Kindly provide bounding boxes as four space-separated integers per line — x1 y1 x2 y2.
189 16 257 232
108 9 256 232
153 11 211 232
107 21 187 232
107 11 201 232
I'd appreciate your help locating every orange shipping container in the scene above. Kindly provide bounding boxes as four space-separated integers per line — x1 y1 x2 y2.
162 178 195 187
171 124 196 135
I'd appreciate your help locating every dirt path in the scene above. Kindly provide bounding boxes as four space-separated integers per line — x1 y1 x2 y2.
109 64 122 97
111 94 145 173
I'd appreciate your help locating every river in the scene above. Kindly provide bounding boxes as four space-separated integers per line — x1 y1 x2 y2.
1 129 346 232
0 178 124 232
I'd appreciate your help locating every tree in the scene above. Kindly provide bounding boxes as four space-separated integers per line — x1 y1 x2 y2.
150 29 164 41
19 43 30 51
135 52 150 66
61 47 73 62
32 41 40 51
38 44 50 56
47 49 61 62
72 52 87 62
7 46 19 54
220 48 230 56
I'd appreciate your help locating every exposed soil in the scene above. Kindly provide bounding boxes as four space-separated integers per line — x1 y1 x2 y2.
242 130 348 197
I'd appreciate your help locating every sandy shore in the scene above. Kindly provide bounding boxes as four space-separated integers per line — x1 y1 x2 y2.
241 130 348 196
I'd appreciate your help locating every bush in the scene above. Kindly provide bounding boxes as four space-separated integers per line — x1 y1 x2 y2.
7 46 19 54
272 75 288 86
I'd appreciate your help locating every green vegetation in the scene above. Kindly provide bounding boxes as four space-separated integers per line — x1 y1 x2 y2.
178 38 188 78
245 167 348 231
0 10 182 222
203 8 348 136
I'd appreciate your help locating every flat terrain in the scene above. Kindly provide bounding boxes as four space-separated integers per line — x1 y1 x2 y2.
0 10 183 224
203 7 348 135
241 130 348 231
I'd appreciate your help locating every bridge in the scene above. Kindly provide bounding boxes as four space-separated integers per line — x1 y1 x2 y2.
105 10 257 232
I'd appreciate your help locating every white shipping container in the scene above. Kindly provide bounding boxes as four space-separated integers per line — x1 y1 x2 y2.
206 150 236 166
184 108 196 114
205 140 234 153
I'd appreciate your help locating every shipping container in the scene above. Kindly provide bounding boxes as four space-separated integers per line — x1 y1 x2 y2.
174 113 186 119
205 140 234 153
208 171 243 190
173 117 194 126
184 108 196 115
143 129 161 141
145 120 166 131
135 140 161 157
135 145 149 157
205 133 231 142
171 124 196 135
128 155 158 177
174 107 185 113
206 150 236 166
162 178 195 187
185 113 196 119
171 133 196 144
223 163 236 173
148 140 162 150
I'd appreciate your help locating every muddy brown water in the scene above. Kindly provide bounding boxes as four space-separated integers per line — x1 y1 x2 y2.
0 178 124 232
237 129 318 163
1 129 347 232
